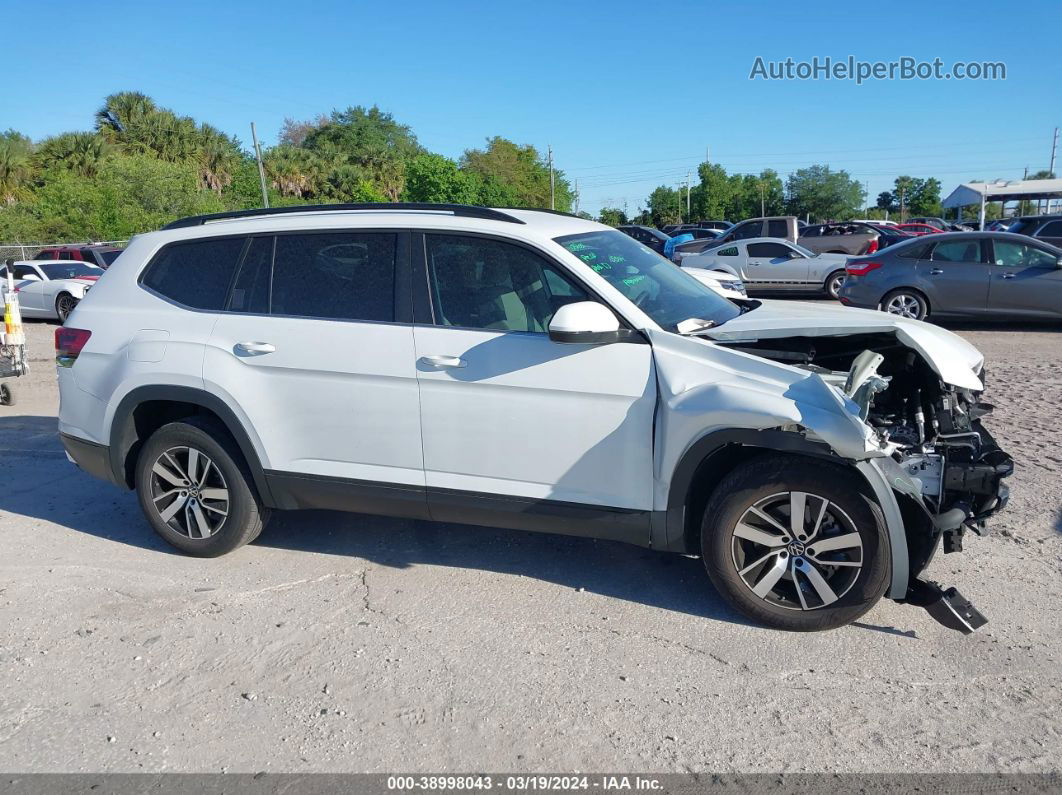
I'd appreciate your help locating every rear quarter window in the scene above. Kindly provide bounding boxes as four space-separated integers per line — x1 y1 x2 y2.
141 237 246 310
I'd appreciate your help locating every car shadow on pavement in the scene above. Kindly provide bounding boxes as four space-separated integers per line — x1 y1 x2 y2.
256 509 755 627
0 414 752 626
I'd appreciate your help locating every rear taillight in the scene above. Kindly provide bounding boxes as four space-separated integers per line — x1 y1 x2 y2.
866 239 879 254
55 327 91 368
846 260 883 276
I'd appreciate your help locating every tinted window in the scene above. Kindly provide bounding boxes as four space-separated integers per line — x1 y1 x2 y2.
717 246 739 256
992 240 1057 269
142 237 245 310
100 250 122 265
747 242 792 258
12 264 39 279
766 220 789 238
271 233 396 322
1037 220 1062 237
930 240 984 263
896 241 932 259
731 221 762 240
427 234 588 332
39 263 103 279
228 236 273 314
800 226 822 238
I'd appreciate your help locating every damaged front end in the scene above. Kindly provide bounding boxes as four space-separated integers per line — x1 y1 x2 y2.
720 333 1014 633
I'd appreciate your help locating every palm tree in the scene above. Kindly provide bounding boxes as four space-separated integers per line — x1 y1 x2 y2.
264 146 321 198
34 132 111 178
0 132 33 204
95 91 157 140
197 124 241 193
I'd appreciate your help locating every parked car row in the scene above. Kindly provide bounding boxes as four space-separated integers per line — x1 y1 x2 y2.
33 244 123 268
0 260 103 321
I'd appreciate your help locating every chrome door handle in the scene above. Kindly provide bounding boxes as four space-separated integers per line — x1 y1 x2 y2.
418 354 466 369
929 268 944 275
234 341 276 356
1001 272 1016 279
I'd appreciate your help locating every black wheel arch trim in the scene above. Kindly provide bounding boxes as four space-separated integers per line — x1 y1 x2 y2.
108 385 277 507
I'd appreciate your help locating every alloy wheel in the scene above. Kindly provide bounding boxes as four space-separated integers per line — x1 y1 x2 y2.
827 273 845 299
731 491 863 610
148 446 230 539
56 295 76 322
883 293 922 319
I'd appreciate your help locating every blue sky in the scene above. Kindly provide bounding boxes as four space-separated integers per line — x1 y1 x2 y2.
4 0 1060 216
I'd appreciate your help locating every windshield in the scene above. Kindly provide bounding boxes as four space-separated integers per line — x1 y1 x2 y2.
39 263 102 280
555 230 742 332
792 243 816 257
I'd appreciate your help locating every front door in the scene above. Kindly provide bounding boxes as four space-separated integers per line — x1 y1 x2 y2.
987 239 1062 320
411 232 656 540
916 238 991 316
745 241 810 290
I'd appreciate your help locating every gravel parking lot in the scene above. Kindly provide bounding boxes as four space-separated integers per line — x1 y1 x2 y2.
1 315 1060 773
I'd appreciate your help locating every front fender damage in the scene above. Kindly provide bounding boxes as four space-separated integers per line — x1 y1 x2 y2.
648 327 1012 633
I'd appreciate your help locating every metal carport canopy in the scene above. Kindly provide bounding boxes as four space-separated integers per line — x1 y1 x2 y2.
942 178 1062 207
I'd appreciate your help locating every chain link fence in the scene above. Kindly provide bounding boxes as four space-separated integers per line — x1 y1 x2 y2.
0 241 128 263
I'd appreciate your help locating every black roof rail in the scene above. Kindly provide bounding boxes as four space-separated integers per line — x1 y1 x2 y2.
161 203 527 230
496 206 582 219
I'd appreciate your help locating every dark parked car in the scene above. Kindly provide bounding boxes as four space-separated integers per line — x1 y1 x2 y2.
697 220 733 232
617 224 670 254
838 231 1062 321
1002 214 1062 248
34 244 123 268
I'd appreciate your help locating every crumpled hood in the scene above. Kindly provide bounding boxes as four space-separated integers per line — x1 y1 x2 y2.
700 299 984 391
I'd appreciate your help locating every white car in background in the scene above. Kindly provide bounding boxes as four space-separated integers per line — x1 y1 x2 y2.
682 238 850 299
0 260 103 322
681 266 747 300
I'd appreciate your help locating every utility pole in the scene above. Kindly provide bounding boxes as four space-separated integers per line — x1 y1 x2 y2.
899 186 906 223
574 179 579 215
686 171 691 220
250 122 269 209
1048 128 1059 215
864 181 869 216
759 182 765 216
547 145 555 210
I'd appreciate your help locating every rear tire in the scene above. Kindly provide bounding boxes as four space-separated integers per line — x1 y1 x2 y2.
135 417 269 557
0 382 14 406
56 293 77 323
880 288 928 320
700 455 889 632
825 270 846 300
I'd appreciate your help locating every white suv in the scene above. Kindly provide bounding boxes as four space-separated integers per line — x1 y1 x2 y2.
57 203 1012 633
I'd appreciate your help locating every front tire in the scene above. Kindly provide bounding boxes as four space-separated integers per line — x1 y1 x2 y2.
135 417 269 557
881 288 928 320
701 456 889 631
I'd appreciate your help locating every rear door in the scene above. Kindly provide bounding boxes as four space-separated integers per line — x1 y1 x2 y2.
918 238 991 316
986 239 1062 319
411 231 656 535
205 230 427 503
745 241 809 289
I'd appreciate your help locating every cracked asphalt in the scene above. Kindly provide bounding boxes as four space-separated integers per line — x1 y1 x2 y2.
0 317 1060 773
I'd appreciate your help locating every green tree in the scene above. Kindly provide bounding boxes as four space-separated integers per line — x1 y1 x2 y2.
689 163 733 221
263 146 322 198
907 177 942 217
34 132 112 178
786 165 865 222
402 153 483 203
597 207 628 226
461 137 573 211
196 124 243 194
0 130 33 204
647 186 682 227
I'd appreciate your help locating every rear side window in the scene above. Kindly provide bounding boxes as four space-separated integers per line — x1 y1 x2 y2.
897 241 932 260
717 246 739 256
142 237 245 310
271 232 396 322
766 219 789 238
731 221 761 240
1037 220 1062 237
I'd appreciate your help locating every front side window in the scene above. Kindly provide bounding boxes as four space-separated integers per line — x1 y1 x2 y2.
930 240 984 263
747 242 792 259
992 240 1057 269
426 234 588 332
731 221 762 240
142 237 246 310
39 263 103 280
555 230 741 332
271 233 396 322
